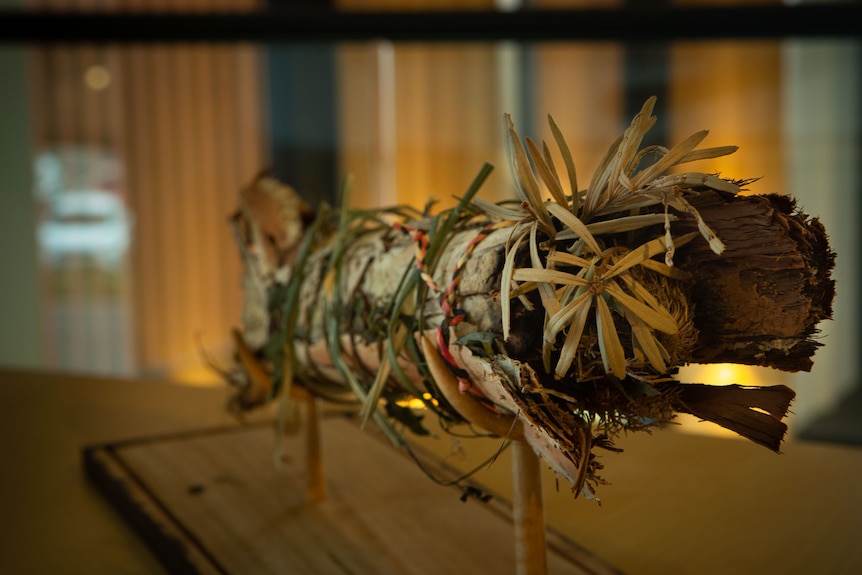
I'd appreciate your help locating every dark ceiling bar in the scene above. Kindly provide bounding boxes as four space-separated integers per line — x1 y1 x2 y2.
0 4 860 44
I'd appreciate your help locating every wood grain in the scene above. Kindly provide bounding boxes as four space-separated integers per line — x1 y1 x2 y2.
86 415 622 575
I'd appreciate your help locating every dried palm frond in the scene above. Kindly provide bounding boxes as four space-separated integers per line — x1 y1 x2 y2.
494 96 740 387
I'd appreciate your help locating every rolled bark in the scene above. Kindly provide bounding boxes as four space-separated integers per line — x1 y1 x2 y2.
678 191 835 371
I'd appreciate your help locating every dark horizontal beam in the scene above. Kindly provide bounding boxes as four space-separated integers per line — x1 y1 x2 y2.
1 4 860 44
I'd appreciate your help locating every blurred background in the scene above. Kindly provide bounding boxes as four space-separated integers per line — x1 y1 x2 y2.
0 0 858 443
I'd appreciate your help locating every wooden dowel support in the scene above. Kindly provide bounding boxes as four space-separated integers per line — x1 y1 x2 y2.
423 333 549 572
420 335 525 441
305 394 326 503
511 439 548 575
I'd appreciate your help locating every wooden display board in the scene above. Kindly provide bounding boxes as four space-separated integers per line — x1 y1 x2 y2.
84 414 622 575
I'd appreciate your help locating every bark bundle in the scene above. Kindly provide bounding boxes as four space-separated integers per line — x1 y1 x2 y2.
226 99 836 499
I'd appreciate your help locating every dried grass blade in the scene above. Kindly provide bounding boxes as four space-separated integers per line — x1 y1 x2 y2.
646 172 740 196
630 144 666 176
585 132 624 216
595 295 627 378
700 174 741 195
548 115 579 213
592 195 664 218
630 319 668 374
622 97 657 169
529 221 562 373
542 140 562 193
526 136 568 209
618 171 634 194
529 222 562 317
509 281 538 302
604 231 697 279
501 228 528 340
431 163 493 265
609 97 656 196
559 213 676 241
618 273 664 315
632 129 709 189
666 195 725 254
555 293 594 379
603 236 665 279
546 202 602 255
506 114 553 232
473 197 528 222
545 290 592 343
638 258 692 280
679 145 738 164
513 268 591 287
360 321 406 426
582 214 675 237
605 281 678 334
547 251 593 269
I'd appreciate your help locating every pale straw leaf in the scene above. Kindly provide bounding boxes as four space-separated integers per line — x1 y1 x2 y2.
547 114 579 213
360 322 406 426
608 97 656 197
555 212 672 240
585 131 624 217
528 221 563 373
585 213 677 237
699 173 741 195
547 251 594 269
638 258 692 280
632 129 709 189
604 231 698 279
663 208 675 265
506 114 554 232
618 273 664 316
473 197 528 222
555 284 571 301
679 145 738 164
618 171 634 193
529 221 562 317
596 295 627 378
542 140 561 188
605 281 678 335
501 228 528 340
603 236 671 280
545 290 592 344
542 140 567 209
513 268 592 287
555 293 594 379
546 201 602 255
592 195 664 218
646 172 740 195
509 281 538 302
526 136 569 209
630 319 668 374
630 144 667 176
666 195 726 254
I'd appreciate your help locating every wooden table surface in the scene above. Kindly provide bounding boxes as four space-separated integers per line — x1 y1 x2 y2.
2 367 861 575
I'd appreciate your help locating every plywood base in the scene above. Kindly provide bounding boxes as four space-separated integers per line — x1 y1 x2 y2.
84 414 622 575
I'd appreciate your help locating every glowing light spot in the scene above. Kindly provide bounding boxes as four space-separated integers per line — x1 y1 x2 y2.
674 363 788 439
396 398 427 410
84 65 111 91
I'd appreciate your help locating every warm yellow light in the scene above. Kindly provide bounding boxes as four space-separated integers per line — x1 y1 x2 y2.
673 363 787 439
396 397 429 410
679 363 766 388
84 65 111 91
170 365 223 387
